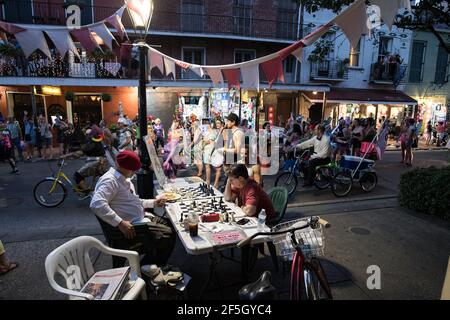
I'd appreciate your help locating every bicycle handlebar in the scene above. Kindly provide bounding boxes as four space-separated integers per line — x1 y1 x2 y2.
236 217 330 248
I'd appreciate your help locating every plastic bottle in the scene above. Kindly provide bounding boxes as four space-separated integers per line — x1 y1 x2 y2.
257 209 267 232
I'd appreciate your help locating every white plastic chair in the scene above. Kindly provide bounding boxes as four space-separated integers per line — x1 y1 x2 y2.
45 236 147 300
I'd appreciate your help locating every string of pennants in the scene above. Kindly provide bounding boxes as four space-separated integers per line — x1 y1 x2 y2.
0 0 411 90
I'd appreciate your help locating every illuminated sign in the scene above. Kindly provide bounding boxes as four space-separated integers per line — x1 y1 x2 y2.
41 86 62 96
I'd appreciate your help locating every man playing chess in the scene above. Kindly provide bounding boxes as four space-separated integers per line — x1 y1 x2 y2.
224 164 276 219
90 150 176 266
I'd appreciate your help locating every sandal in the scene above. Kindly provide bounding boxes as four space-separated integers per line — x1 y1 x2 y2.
0 262 19 275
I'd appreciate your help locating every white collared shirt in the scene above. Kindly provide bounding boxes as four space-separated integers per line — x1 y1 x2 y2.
297 135 331 159
90 168 154 227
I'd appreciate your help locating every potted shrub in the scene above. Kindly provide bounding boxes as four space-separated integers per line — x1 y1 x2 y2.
101 93 112 102
65 91 75 102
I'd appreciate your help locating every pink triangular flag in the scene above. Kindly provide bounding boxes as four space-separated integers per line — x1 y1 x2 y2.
175 59 191 69
334 0 370 49
90 23 116 50
203 68 224 85
71 28 100 53
149 50 164 74
261 57 285 87
106 14 126 40
0 21 25 34
222 69 241 90
279 40 303 60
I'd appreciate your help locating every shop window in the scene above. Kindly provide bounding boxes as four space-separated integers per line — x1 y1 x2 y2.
234 49 255 63
181 0 204 33
434 45 449 85
233 0 253 37
409 41 427 83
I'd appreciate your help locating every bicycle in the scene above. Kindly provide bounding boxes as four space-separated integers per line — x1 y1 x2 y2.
274 148 338 195
33 158 101 208
237 216 332 300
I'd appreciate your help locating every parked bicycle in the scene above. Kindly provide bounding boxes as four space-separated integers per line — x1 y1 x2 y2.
274 148 339 195
33 158 100 208
238 216 332 300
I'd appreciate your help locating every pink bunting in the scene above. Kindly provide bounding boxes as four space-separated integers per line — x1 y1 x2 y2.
261 57 285 87
71 28 99 53
175 60 191 70
0 21 25 34
279 41 304 60
222 68 241 90
149 50 164 74
106 14 126 40
203 68 224 85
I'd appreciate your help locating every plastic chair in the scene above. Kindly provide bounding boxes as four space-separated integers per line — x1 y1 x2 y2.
266 187 289 227
45 236 147 300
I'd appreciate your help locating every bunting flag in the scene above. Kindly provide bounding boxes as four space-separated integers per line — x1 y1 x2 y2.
70 28 100 53
90 24 116 50
222 68 241 89
203 68 224 85
14 30 52 58
241 64 260 91
149 50 164 74
301 23 333 46
261 57 285 87
190 66 204 78
106 11 127 40
333 0 370 49
291 47 303 62
45 29 80 59
174 59 191 69
369 0 412 31
0 21 25 34
164 56 176 79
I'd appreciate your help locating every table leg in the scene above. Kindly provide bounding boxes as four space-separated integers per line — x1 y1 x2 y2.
199 252 224 299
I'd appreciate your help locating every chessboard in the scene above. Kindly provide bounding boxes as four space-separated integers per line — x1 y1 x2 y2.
178 198 234 218
173 183 218 200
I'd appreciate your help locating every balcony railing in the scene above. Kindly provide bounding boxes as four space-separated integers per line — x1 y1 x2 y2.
0 1 313 41
310 60 349 80
370 62 407 85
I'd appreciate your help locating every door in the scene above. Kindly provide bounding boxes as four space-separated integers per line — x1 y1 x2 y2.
309 104 323 124
277 98 292 127
72 95 102 127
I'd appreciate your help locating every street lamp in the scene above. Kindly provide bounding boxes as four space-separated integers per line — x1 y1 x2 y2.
126 0 154 199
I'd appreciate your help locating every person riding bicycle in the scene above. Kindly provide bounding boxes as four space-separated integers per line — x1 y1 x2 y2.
61 125 108 193
295 124 331 187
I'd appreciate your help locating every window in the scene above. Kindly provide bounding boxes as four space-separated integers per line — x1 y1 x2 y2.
284 55 296 83
378 36 393 62
434 45 449 85
276 0 298 40
409 41 427 83
349 39 361 67
182 48 205 79
234 49 255 63
3 0 32 23
233 0 253 36
181 0 204 33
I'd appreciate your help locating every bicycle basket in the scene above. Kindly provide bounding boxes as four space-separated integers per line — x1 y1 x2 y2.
270 218 325 261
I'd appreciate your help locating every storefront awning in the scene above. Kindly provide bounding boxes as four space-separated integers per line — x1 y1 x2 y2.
304 88 417 105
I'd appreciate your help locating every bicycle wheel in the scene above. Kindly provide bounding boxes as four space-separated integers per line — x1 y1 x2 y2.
359 171 378 192
33 178 67 208
274 172 298 196
331 171 353 197
302 259 333 300
314 167 333 190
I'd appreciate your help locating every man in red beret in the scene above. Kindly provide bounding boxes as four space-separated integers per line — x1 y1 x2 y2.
90 150 176 266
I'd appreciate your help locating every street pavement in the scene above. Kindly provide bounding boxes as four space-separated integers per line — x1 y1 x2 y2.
0 149 449 300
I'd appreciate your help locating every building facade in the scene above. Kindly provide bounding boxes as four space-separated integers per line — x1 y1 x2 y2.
0 0 418 131
403 29 450 129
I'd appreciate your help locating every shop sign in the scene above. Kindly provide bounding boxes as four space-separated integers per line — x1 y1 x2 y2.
41 86 62 96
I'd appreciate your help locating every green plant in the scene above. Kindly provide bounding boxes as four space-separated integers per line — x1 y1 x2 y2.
64 91 75 102
0 43 22 58
101 93 112 102
307 39 334 63
398 166 450 220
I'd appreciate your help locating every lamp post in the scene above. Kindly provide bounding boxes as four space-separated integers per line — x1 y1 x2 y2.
126 0 154 199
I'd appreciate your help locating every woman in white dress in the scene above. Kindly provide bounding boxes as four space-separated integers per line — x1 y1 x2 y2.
190 120 204 177
202 119 218 186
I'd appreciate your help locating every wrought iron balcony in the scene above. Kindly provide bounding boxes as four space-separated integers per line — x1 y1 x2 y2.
310 59 349 81
370 61 407 85
0 0 313 41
